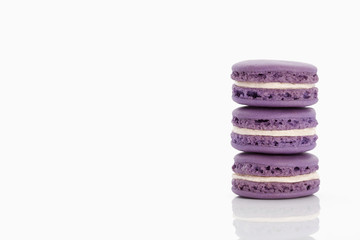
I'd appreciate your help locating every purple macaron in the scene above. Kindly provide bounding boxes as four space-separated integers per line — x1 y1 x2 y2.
231 107 318 154
231 60 319 107
232 153 320 199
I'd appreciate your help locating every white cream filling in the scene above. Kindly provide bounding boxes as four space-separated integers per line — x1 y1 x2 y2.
233 212 320 223
232 172 319 183
232 126 316 137
234 81 315 89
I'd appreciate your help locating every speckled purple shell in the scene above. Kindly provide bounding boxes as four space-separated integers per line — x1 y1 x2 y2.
231 60 318 83
232 179 320 199
231 133 317 154
232 107 317 130
231 107 318 154
231 60 318 107
232 85 318 107
232 153 319 177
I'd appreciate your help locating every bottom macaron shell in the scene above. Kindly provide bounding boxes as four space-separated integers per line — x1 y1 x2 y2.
232 160 318 177
232 85 318 107
232 179 320 199
231 133 317 154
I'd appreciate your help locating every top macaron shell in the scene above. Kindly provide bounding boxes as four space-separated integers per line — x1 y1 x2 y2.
232 107 318 130
231 60 319 107
232 60 318 76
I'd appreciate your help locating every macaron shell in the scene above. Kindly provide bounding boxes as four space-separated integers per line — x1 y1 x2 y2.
232 85 318 107
231 133 317 154
231 142 316 154
231 60 318 86
232 161 318 177
232 153 319 177
232 110 317 131
234 152 319 167
232 106 316 120
232 179 320 199
232 60 317 74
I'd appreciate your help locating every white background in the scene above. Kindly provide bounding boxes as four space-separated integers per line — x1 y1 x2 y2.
0 0 359 239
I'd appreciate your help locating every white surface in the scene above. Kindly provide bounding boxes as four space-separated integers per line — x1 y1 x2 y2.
232 172 319 183
233 213 320 223
232 126 316 136
233 81 316 89
0 0 359 239
232 196 320 239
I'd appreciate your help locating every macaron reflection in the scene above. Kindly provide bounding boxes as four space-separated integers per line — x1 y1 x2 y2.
232 195 320 240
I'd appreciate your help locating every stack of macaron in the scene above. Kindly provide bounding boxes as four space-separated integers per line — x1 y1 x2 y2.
230 60 320 199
